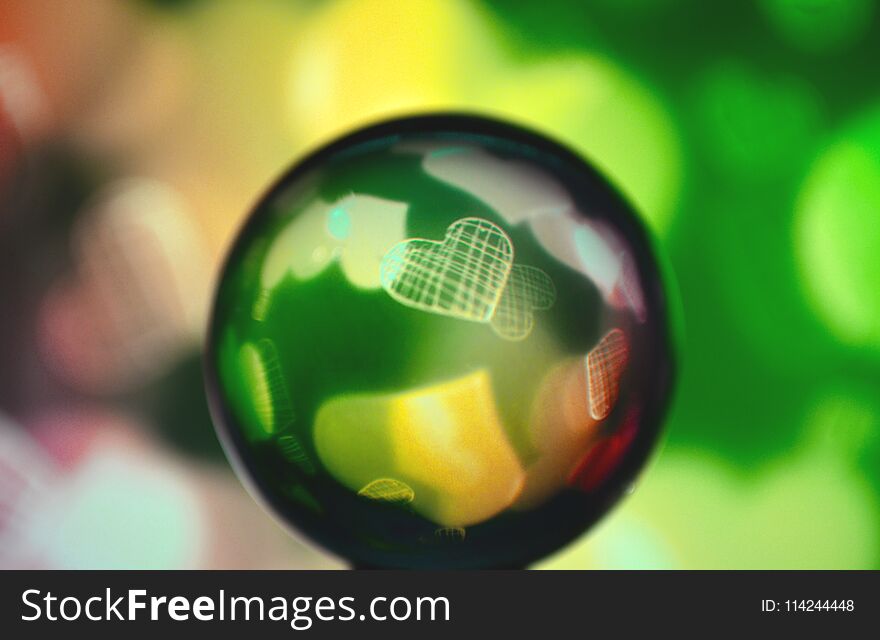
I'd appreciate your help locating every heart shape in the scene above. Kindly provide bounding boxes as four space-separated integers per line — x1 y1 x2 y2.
490 264 557 341
586 328 630 420
380 217 514 323
405 146 644 324
357 478 415 504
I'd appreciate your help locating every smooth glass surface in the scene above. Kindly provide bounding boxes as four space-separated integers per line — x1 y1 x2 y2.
206 115 674 568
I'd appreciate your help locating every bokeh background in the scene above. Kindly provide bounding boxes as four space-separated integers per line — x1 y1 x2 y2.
1 0 878 569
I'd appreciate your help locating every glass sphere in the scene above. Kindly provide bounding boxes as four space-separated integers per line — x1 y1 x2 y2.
206 114 675 568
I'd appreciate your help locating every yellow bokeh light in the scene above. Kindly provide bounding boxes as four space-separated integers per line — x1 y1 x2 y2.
287 0 503 147
314 370 525 527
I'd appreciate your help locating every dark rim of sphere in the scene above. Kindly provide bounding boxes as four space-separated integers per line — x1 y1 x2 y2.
203 112 678 569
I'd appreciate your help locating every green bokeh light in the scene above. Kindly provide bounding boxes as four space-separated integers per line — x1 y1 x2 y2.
18 0 880 570
795 106 880 351
760 0 875 53
693 62 822 179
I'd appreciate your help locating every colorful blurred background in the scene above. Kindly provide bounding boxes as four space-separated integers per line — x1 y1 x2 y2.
1 0 878 569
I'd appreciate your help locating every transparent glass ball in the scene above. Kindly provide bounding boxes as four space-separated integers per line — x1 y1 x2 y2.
206 114 676 568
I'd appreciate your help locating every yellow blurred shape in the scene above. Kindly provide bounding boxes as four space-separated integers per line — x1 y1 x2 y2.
314 370 525 527
390 371 524 525
287 0 502 146
483 56 681 236
358 478 415 504
130 0 307 261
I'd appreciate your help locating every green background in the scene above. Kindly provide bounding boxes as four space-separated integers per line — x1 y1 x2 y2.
1 0 878 569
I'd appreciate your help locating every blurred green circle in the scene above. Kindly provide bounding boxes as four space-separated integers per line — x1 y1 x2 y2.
795 105 880 351
760 0 875 53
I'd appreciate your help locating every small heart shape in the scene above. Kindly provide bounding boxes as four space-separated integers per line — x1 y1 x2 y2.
380 217 514 323
586 329 630 420
357 478 415 504
490 264 557 341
